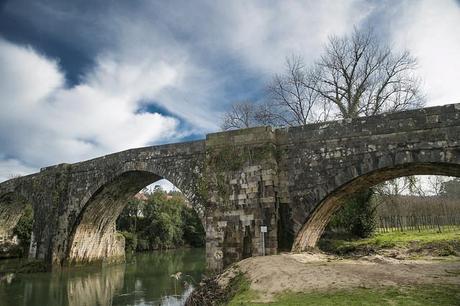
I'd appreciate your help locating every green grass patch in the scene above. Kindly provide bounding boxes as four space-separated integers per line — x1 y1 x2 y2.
228 285 460 305
319 229 460 256
186 269 255 306
226 273 260 306
362 229 460 246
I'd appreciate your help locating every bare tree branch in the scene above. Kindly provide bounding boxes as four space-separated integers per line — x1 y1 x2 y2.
314 27 425 119
221 101 258 130
221 27 424 131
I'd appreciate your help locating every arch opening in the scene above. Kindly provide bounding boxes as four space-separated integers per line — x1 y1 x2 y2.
292 162 460 252
0 193 34 259
66 170 204 265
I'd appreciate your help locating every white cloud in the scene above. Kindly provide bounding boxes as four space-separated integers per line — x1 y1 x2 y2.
97 0 375 127
0 158 37 182
390 0 460 106
0 38 182 180
0 39 63 111
0 0 378 138
2 0 460 182
217 0 373 74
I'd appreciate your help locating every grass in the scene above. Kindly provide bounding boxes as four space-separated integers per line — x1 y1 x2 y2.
226 273 259 306
226 229 460 305
358 229 460 246
319 228 460 256
227 285 460 305
186 269 255 305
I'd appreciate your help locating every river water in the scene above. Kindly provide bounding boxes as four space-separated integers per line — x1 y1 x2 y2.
0 248 205 306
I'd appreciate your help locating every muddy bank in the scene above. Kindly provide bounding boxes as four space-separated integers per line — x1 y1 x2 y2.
187 252 460 304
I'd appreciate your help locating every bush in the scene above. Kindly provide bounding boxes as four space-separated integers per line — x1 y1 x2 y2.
137 239 150 252
120 231 137 253
329 189 376 238
182 207 205 247
13 204 34 256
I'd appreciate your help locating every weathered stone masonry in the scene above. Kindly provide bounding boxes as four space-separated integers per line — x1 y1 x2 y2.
281 104 460 251
204 127 280 270
0 103 459 270
0 141 206 266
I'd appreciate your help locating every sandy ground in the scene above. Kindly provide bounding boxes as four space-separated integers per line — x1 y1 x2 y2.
221 252 460 302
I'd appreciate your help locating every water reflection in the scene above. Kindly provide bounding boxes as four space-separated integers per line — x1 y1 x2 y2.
0 248 205 306
67 264 125 306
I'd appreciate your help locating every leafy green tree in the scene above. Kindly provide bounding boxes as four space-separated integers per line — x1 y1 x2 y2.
120 231 137 253
142 190 184 249
13 204 34 256
181 206 205 247
329 189 376 238
117 188 205 252
117 198 144 233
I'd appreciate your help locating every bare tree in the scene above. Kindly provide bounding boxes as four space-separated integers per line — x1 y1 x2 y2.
221 101 258 130
312 28 424 119
264 56 330 126
425 176 449 196
220 27 428 238
222 27 424 130
375 176 422 197
309 28 426 205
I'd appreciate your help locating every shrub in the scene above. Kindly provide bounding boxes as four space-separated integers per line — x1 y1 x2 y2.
13 204 34 256
329 189 376 238
120 231 137 253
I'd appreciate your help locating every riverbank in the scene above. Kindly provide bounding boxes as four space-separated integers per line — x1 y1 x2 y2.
187 230 460 305
187 252 460 305
319 228 460 258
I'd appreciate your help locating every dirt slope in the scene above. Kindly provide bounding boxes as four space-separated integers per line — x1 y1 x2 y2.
227 253 460 302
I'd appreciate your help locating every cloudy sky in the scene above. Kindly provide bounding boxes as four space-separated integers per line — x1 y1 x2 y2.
1 0 459 183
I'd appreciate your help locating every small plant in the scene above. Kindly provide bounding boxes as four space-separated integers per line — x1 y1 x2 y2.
171 271 182 296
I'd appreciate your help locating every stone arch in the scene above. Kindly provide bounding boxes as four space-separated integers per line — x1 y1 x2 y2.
0 175 63 262
0 177 37 240
292 162 460 252
0 187 36 260
0 192 29 238
65 162 200 264
78 161 197 210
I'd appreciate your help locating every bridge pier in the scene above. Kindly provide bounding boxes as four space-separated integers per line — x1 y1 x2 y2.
203 127 281 270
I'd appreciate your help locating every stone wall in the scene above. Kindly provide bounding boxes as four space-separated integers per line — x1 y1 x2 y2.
203 127 280 270
0 141 206 267
0 193 27 237
279 103 460 250
61 141 206 266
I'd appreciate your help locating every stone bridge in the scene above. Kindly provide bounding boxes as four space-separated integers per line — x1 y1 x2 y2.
1 103 459 270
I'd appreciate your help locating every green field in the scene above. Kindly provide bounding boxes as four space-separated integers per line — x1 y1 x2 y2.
356 228 460 245
226 229 460 305
319 228 460 256
228 284 460 306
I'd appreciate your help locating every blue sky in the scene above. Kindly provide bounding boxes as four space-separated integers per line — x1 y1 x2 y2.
1 0 460 182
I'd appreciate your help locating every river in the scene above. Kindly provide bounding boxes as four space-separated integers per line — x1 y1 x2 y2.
0 248 205 306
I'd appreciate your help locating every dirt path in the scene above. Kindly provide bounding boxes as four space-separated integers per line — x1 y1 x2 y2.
226 253 460 302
